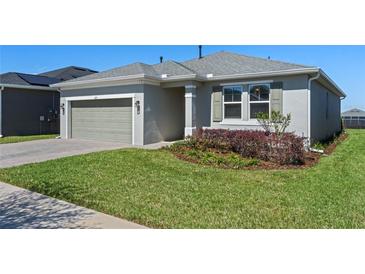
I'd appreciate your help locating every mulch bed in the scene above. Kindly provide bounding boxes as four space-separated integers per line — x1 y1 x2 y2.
170 131 348 171
323 131 348 155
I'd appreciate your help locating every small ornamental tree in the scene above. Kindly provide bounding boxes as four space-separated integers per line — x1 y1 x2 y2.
257 111 291 136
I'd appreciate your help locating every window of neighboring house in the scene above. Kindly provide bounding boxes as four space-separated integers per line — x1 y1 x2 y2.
249 84 270 119
223 86 242 119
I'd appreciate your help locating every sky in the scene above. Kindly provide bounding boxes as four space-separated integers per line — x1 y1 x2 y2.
0 45 364 111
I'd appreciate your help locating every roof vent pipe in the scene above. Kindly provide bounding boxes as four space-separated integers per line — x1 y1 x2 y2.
199 45 202 59
160 56 163 63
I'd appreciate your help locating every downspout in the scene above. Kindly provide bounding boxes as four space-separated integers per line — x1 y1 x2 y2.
0 86 4 137
307 71 321 147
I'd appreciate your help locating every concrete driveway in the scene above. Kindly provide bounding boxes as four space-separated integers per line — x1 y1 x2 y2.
0 181 145 229
0 138 132 168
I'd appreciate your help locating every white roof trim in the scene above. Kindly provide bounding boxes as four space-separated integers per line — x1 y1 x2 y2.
205 68 320 81
51 74 160 88
318 69 346 98
51 67 345 98
0 83 56 91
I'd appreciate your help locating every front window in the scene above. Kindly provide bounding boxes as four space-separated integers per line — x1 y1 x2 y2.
223 86 242 119
249 84 270 119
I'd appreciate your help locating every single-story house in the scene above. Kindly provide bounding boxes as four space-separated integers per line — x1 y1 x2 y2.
52 51 346 145
0 66 97 137
342 108 365 128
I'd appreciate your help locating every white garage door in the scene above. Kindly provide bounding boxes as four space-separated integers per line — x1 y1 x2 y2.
71 98 132 143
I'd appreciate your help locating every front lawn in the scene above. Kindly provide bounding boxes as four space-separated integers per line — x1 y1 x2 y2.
0 130 364 228
0 134 58 144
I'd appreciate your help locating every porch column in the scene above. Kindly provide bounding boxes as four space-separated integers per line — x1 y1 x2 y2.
184 85 197 137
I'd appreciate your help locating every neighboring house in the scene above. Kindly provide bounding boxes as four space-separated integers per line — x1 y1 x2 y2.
342 108 365 129
0 66 97 137
39 66 98 81
52 51 346 145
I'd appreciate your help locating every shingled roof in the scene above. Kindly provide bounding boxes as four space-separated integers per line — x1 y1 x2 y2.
0 72 60 86
181 51 311 76
342 108 365 117
61 51 315 84
49 51 345 98
39 66 97 81
1 66 97 88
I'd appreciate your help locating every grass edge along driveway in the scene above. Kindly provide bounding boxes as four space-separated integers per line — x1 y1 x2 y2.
0 129 364 228
0 134 58 144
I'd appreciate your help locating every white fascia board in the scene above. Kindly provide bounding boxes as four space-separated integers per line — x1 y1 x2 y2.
60 78 159 91
51 74 161 88
52 67 346 95
318 69 346 98
55 77 160 91
54 74 204 90
159 74 204 82
0 83 56 91
205 68 320 81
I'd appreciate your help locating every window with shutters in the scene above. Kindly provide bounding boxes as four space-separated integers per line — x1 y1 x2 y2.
223 86 242 119
249 84 270 119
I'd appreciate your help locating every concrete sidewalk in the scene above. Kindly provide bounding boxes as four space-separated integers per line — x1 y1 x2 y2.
0 181 146 229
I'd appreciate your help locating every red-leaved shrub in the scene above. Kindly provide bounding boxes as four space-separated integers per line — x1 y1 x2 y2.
188 128 305 165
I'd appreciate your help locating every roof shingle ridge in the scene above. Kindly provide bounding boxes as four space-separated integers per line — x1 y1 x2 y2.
225 51 314 69
169 60 197 74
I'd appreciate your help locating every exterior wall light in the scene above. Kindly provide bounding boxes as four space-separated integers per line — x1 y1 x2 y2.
135 100 140 114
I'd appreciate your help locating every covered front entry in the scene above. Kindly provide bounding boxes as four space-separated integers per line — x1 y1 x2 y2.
70 98 132 143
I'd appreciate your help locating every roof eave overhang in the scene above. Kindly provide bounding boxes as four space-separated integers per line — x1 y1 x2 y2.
0 83 56 91
205 68 320 81
52 74 205 90
318 69 346 98
51 68 346 98
207 68 346 98
51 74 161 89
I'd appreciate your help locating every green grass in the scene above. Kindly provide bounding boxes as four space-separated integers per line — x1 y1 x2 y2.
0 130 364 228
0 134 58 144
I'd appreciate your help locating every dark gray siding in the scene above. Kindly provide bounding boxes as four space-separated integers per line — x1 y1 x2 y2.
1 87 60 136
311 81 341 142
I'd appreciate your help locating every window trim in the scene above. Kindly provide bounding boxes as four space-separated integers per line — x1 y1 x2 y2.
248 83 271 120
223 85 243 119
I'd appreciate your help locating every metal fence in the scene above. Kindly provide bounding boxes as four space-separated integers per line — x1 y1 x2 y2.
343 117 365 129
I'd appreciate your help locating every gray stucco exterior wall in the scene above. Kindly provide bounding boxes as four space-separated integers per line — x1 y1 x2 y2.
0 87 60 136
199 75 309 138
58 74 342 146
310 80 341 142
60 84 185 145
143 85 185 144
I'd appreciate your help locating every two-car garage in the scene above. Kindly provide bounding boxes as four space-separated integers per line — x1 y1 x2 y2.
70 98 133 144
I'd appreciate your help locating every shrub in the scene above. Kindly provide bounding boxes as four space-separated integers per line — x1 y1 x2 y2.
257 111 292 136
188 128 305 165
169 143 260 169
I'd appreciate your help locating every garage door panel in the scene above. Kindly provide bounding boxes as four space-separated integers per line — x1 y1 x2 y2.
71 130 132 143
71 99 132 143
73 115 132 125
72 108 132 114
72 121 132 129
